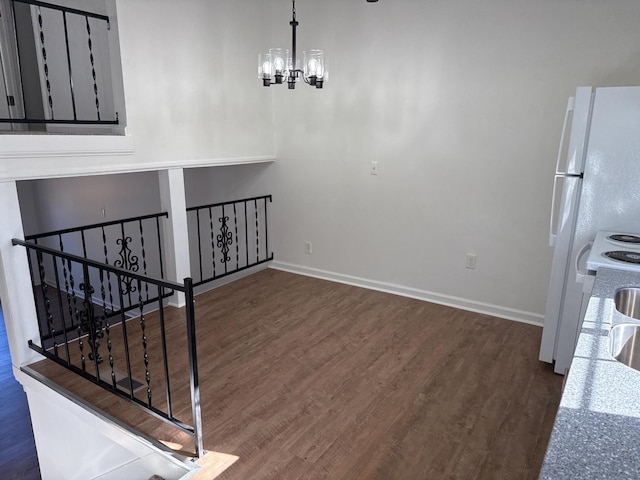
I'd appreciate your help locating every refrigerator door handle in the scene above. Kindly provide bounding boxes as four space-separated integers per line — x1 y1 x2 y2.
549 97 577 247
549 175 561 247
555 97 575 176
575 241 593 283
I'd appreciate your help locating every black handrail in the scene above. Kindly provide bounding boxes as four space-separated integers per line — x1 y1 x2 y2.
13 238 204 458
13 0 110 23
187 195 274 287
186 194 274 212
14 239 176 288
26 212 169 241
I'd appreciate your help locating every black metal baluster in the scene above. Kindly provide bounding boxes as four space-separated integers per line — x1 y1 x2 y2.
255 199 260 263
85 16 100 120
52 256 71 365
35 251 56 354
117 275 135 399
37 6 54 119
99 267 116 388
139 219 149 302
26 247 46 346
80 230 88 258
195 210 203 282
209 207 216 278
245 202 249 267
102 226 115 311
265 197 271 258
138 279 152 407
233 203 239 269
59 234 82 366
83 264 100 379
68 260 85 371
184 277 203 457
157 285 172 419
61 11 77 120
122 223 130 307
156 217 165 279
59 243 74 334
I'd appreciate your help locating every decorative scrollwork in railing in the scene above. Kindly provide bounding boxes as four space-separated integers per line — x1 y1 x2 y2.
114 236 139 294
187 195 274 287
216 216 233 264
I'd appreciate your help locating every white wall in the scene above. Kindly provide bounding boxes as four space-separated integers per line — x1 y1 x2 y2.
183 164 274 208
116 0 274 163
19 172 161 236
264 0 640 322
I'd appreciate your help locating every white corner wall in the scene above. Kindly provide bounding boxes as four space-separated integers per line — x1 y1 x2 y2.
264 0 640 323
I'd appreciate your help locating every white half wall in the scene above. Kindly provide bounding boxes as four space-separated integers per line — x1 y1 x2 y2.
264 0 640 321
20 368 195 480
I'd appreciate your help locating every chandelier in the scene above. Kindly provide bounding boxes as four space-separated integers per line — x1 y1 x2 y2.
258 0 326 89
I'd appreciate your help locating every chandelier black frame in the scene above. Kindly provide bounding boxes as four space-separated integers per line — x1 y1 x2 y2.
258 0 326 89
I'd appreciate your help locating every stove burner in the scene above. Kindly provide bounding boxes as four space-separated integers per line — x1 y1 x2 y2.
607 234 640 244
604 251 640 264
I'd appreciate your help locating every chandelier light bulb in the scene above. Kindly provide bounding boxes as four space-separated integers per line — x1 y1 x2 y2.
307 59 319 76
267 48 288 84
262 61 272 77
303 50 325 88
258 53 274 86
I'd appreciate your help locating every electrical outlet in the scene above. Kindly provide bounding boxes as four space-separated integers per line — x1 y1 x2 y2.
370 161 379 175
305 241 312 254
101 207 106 218
466 254 476 269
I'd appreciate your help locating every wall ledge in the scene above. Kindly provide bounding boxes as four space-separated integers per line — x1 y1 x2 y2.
0 134 275 181
0 134 136 160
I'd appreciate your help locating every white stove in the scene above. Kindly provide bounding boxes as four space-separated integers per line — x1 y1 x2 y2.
586 230 640 273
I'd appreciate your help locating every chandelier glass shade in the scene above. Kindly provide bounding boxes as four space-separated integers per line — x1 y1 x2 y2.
258 1 326 89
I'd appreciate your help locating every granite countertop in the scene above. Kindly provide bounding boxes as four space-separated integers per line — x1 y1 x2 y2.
539 267 640 479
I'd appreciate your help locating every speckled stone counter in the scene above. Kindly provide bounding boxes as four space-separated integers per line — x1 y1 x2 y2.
539 267 640 479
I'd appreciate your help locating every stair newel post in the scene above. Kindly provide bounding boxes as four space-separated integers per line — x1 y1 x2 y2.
184 277 203 457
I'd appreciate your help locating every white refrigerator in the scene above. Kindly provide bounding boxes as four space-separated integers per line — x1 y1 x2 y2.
539 86 640 375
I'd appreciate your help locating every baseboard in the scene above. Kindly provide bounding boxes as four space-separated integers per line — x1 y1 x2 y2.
269 261 544 327
192 262 271 297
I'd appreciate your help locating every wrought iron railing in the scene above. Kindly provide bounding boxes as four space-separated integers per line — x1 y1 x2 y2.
187 195 274 287
0 0 118 126
13 238 203 457
26 212 168 340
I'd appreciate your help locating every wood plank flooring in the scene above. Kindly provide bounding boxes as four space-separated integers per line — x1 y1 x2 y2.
29 269 563 479
0 304 41 480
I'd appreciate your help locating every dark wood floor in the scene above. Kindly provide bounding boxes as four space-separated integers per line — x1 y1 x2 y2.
0 304 41 480
30 269 563 479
